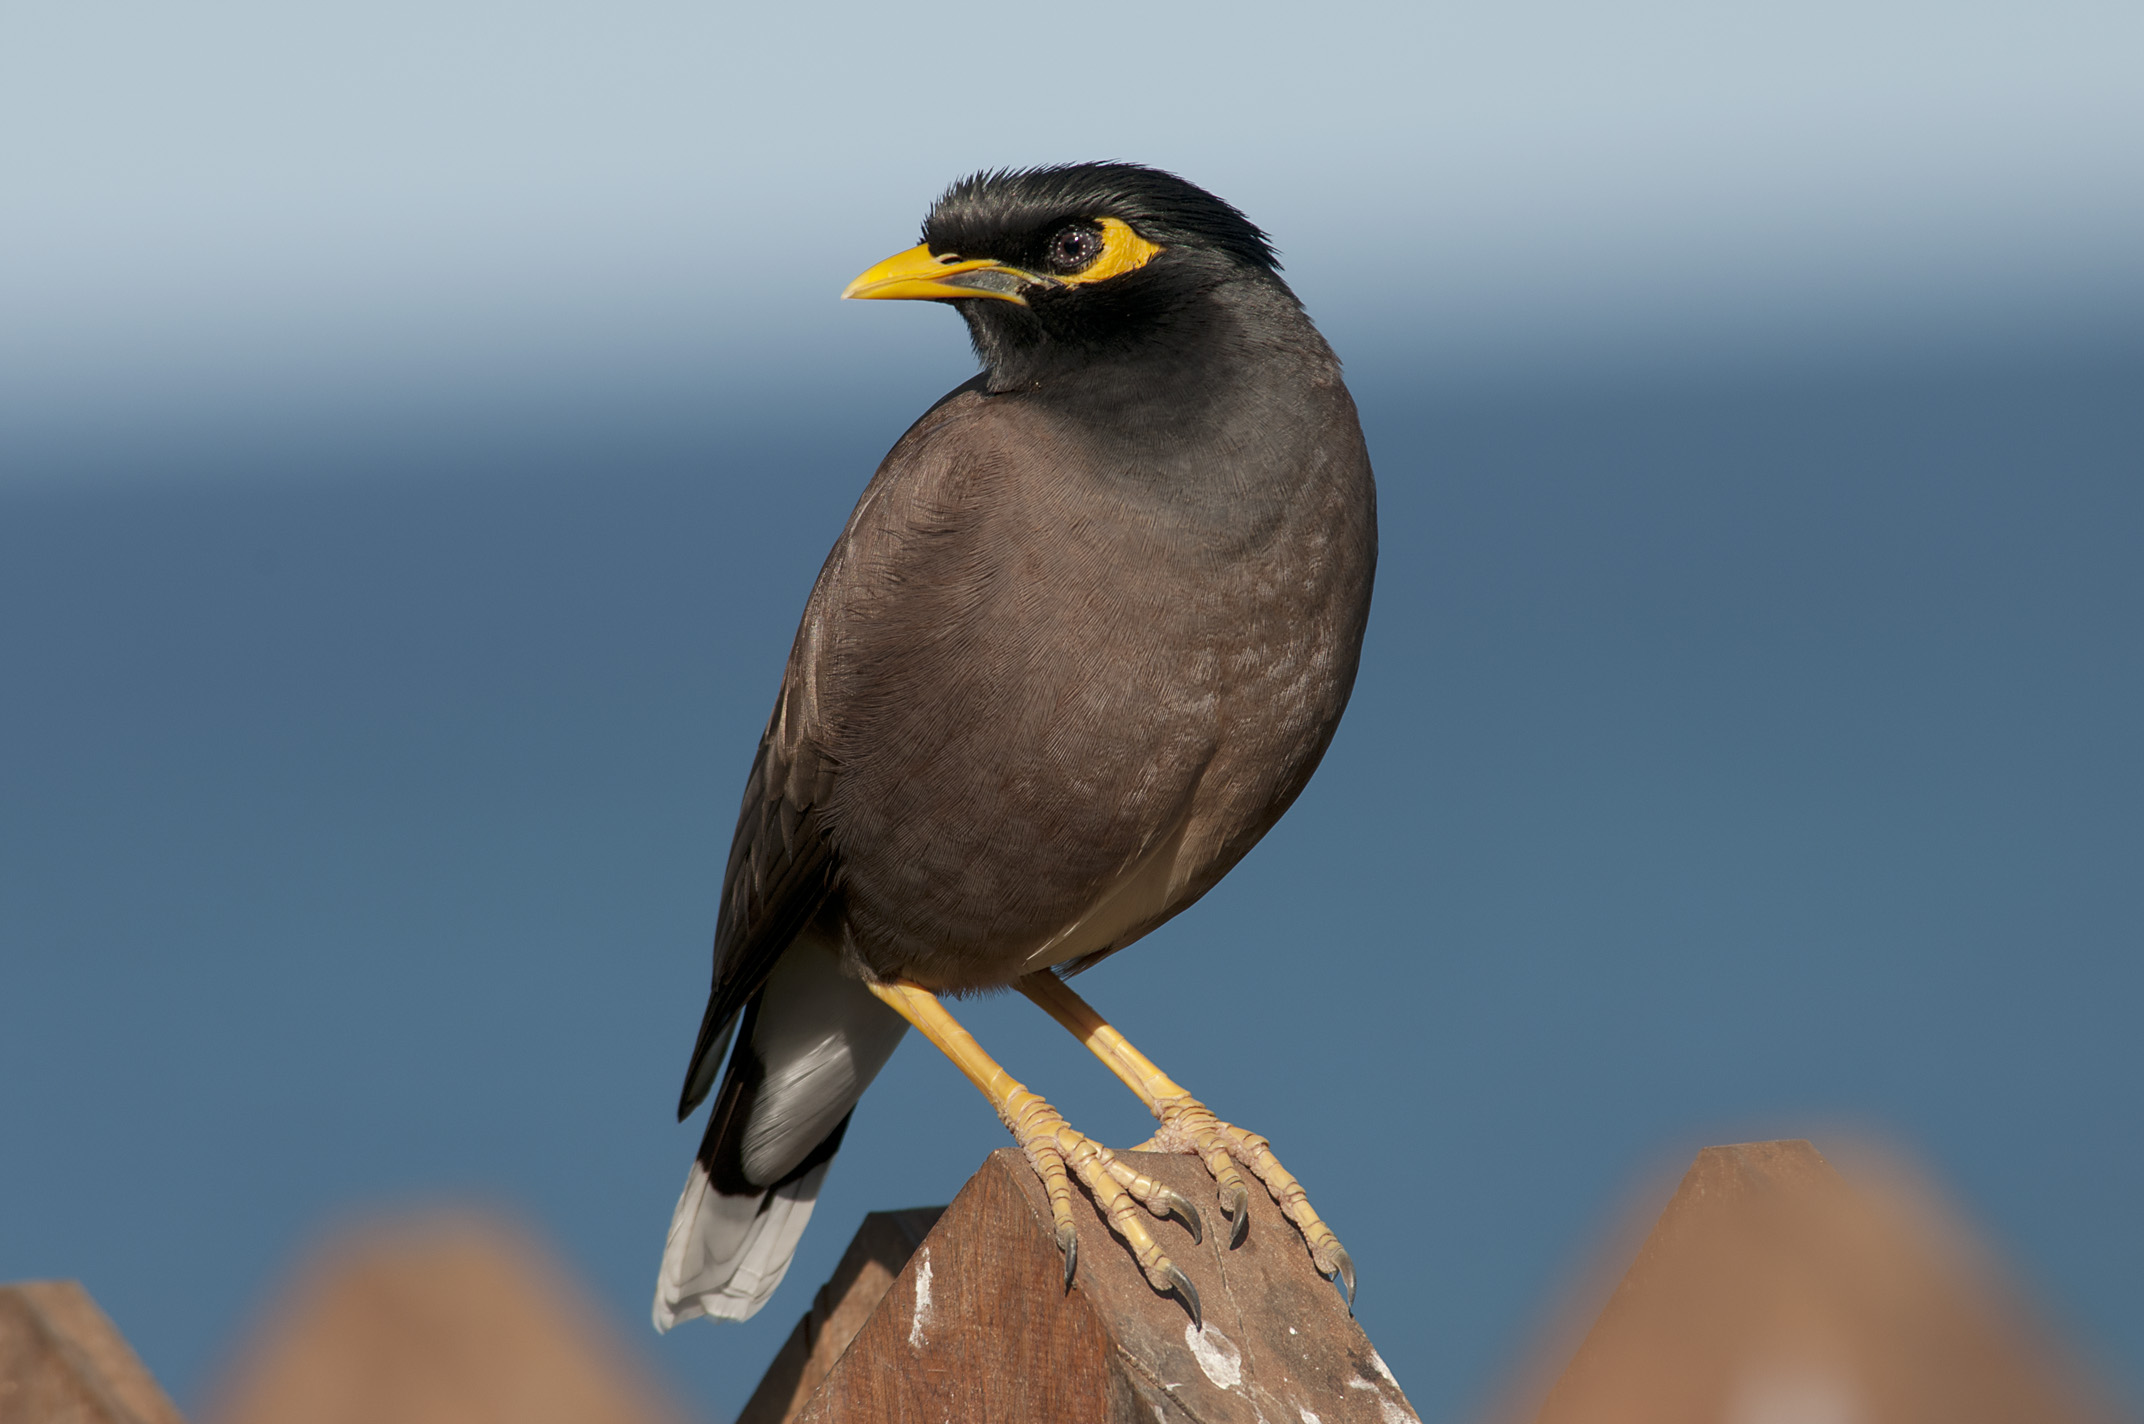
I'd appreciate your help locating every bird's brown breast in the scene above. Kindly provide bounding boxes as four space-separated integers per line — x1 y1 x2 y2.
797 381 1374 990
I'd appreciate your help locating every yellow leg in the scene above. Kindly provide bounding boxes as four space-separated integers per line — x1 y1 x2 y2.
1019 971 1356 1306
865 980 1205 1323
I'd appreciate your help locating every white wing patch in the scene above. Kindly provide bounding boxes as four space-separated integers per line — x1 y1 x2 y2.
653 934 909 1329
740 936 909 1185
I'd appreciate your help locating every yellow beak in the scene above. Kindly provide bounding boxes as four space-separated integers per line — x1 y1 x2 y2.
841 243 1034 305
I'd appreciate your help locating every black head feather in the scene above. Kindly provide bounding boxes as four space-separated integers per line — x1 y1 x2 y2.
914 163 1296 390
923 163 1279 274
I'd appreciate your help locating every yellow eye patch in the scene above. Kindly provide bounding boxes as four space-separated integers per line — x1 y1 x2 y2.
843 217 1167 306
1056 217 1166 285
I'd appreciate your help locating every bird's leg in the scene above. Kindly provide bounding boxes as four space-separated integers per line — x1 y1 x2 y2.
865 980 1204 1323
1018 970 1355 1307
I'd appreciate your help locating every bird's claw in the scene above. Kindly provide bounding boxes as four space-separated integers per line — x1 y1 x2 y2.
1145 1094 1356 1297
994 1044 1350 1321
1154 1185 1204 1244
1222 1181 1252 1248
1009 1096 1201 1314
1161 1260 1202 1331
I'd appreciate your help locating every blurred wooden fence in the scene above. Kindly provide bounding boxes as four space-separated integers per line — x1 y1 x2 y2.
4 1140 2129 1424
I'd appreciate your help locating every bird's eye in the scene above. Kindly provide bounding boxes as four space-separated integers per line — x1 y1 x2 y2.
1045 224 1104 274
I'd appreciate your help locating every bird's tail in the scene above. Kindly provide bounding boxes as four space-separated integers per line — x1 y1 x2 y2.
653 934 908 1329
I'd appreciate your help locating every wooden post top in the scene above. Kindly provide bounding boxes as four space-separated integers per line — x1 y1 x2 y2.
0 1279 187 1424
751 1148 1418 1424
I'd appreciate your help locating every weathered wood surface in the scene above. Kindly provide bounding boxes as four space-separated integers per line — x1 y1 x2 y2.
1523 1139 2125 1424
768 1148 1417 1424
737 1207 943 1424
0 1280 186 1424
203 1214 690 1424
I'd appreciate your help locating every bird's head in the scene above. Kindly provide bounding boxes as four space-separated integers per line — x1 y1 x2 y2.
843 163 1286 390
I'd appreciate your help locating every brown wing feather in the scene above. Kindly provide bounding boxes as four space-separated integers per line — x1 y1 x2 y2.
675 677 839 1118
675 382 992 1119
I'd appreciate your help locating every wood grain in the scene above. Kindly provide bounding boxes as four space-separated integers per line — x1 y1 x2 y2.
738 1207 943 1424
0 1280 187 1424
1523 1140 2125 1424
784 1149 1417 1424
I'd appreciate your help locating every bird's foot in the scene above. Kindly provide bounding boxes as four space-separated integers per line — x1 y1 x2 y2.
862 979 1203 1323
1002 1086 1205 1324
1135 1093 1354 1308
1016 971 1358 1309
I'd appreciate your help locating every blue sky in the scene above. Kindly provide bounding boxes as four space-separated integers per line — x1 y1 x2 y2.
5 0 2141 443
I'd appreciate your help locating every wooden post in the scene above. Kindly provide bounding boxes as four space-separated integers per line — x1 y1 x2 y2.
202 1213 692 1424
738 1207 944 1424
0 1280 187 1424
1518 1139 2123 1424
748 1148 1419 1424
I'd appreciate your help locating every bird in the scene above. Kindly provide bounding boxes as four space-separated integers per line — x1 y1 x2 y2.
652 163 1376 1333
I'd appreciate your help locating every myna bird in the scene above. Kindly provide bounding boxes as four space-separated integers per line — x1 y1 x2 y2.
653 163 1376 1331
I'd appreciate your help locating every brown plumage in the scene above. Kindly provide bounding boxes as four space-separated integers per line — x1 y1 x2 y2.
655 163 1374 1330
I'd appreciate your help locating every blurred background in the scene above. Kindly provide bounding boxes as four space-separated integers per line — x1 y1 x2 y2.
3 2 2139 1420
